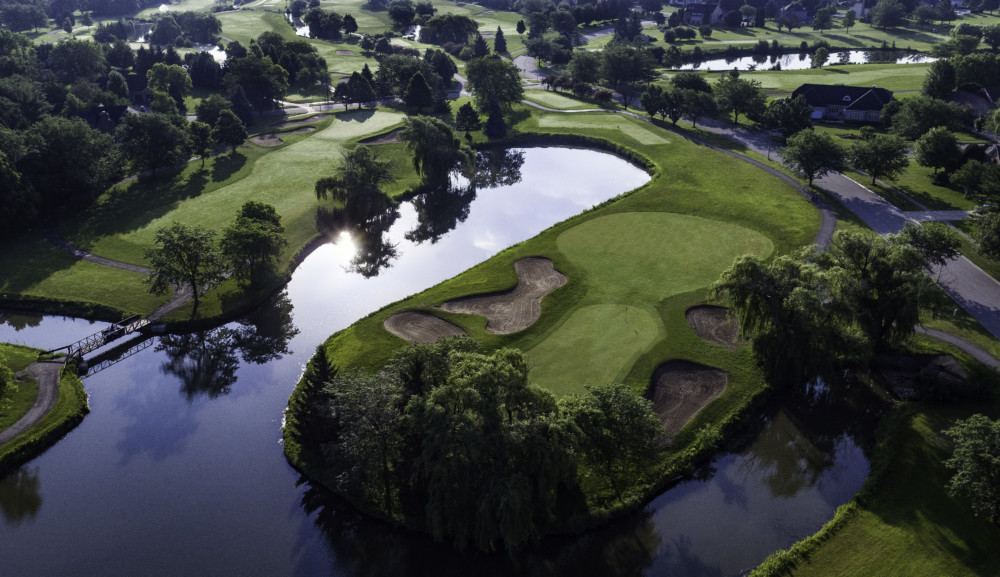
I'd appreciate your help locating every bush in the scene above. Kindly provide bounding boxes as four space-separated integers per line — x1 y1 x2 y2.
663 28 676 42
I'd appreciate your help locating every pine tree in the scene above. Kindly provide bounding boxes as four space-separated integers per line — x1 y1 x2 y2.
472 32 490 58
516 19 525 35
494 26 507 53
484 103 506 138
455 102 481 137
404 71 434 111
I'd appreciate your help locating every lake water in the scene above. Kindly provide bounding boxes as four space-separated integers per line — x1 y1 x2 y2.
0 147 874 576
679 49 935 71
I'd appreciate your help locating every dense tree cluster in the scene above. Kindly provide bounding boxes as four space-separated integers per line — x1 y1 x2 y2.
290 338 663 552
713 230 937 387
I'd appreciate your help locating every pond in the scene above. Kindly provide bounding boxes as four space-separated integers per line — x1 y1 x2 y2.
0 147 875 576
678 49 935 71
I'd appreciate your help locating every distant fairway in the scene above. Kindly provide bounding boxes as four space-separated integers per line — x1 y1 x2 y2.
64 110 406 266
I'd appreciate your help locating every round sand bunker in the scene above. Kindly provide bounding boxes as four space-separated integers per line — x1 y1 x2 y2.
439 257 566 334
384 311 466 344
645 360 728 438
686 305 739 349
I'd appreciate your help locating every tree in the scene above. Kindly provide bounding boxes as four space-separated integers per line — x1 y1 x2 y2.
189 121 214 167
895 222 961 272
48 38 107 82
315 145 395 222
671 71 712 93
196 93 233 126
712 248 842 387
922 59 956 99
889 96 962 139
713 70 766 124
915 126 961 174
812 46 829 68
568 50 601 84
221 201 288 284
944 414 1000 523
823 230 929 352
484 102 507 138
455 102 481 137
679 88 717 127
516 19 526 35
600 42 657 108
974 210 1000 260
779 129 845 185
404 71 434 111
472 32 490 58
388 0 416 30
762 95 813 138
144 222 226 309
843 9 856 32
213 109 248 153
147 62 192 113
812 6 833 31
336 71 376 109
850 134 909 184
343 14 358 33
871 0 904 29
563 383 662 500
951 160 987 198
640 84 667 120
465 54 524 112
984 23 1000 50
400 115 473 184
493 26 507 53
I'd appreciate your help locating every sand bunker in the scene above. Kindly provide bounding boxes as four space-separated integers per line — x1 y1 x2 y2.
272 113 332 130
335 49 354 55
686 306 739 349
384 311 466 344
440 258 567 334
249 126 316 146
358 127 402 144
645 360 728 438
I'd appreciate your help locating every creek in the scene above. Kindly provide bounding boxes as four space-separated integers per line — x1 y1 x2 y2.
0 147 875 576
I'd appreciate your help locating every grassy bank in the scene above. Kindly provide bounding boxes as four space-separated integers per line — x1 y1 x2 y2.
0 361 90 476
750 336 1000 577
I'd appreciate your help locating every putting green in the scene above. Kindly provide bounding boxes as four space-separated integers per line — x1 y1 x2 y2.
527 304 660 396
537 114 670 145
556 212 774 303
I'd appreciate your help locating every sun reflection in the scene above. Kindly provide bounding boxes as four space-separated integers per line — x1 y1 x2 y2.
331 230 358 260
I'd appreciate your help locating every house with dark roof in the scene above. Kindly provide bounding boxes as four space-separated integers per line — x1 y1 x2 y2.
791 83 894 123
683 3 723 25
779 2 808 23
125 73 152 106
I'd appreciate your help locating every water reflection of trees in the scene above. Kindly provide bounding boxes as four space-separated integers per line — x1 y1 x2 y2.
230 290 299 364
0 466 42 525
155 292 299 398
734 373 884 499
157 329 240 400
315 149 525 278
0 312 42 331
299 478 658 577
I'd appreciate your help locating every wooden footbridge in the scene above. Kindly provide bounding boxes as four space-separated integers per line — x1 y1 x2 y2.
42 315 153 370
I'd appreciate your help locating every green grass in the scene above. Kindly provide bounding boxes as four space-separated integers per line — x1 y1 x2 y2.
779 399 1000 577
0 363 89 476
663 62 932 94
892 164 979 211
0 344 41 431
523 89 599 110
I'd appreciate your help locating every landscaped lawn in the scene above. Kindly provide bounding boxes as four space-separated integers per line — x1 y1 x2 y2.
0 344 41 432
523 89 599 110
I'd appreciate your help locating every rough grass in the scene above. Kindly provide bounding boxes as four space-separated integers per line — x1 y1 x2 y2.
0 364 89 476
891 164 979 211
0 344 40 431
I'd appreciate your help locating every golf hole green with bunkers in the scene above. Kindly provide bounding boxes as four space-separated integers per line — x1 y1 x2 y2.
288 106 820 518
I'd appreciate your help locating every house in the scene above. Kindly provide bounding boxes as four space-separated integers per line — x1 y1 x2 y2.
125 73 152 106
779 2 808 24
683 3 723 25
73 104 130 133
791 83 894 122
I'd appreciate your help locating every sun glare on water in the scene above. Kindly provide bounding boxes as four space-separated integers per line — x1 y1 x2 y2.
331 230 358 261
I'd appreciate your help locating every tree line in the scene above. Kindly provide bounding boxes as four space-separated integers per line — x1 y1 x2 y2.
287 337 664 552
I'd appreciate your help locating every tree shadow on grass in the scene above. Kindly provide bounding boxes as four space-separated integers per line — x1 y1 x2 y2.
211 152 248 183
337 107 377 124
64 167 212 249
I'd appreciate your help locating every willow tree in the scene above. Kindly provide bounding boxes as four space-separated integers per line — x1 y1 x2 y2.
315 145 395 222
399 115 473 184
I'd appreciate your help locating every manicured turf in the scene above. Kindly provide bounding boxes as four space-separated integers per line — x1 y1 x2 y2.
62 109 407 267
523 90 598 110
537 114 672 145
892 164 979 211
556 212 773 304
